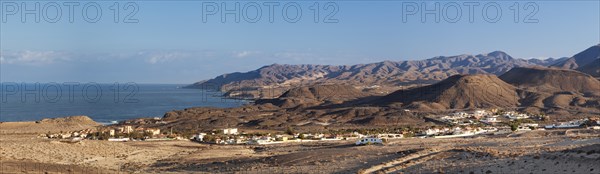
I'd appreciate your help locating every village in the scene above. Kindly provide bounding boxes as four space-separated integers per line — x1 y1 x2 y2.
40 109 600 145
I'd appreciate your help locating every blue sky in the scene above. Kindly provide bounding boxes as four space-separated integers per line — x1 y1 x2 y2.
1 1 599 84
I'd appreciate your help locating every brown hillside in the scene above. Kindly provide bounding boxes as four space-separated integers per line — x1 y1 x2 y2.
499 67 600 95
577 58 600 77
279 84 365 100
378 74 520 109
551 44 599 69
256 84 368 108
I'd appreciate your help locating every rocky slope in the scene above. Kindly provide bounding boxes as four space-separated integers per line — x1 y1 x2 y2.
189 51 561 99
377 74 520 110
499 67 600 114
500 67 600 96
577 58 600 77
551 44 600 77
255 84 370 108
371 67 600 112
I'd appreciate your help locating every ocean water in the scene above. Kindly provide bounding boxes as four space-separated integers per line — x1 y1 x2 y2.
0 83 247 123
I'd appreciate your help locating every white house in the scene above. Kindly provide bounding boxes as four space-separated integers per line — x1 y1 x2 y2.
118 126 134 134
145 128 161 136
223 128 238 135
473 110 488 117
480 116 500 124
424 128 442 135
546 119 585 129
194 133 207 141
355 137 383 145
555 121 581 128
504 112 529 120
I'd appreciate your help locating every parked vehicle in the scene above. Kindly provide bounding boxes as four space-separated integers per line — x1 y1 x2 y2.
355 137 383 145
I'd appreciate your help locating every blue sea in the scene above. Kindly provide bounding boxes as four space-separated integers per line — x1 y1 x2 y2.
0 83 247 123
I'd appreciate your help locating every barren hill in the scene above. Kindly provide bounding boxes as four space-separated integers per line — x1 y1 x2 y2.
37 116 98 125
0 116 99 134
278 84 366 100
256 84 369 108
378 74 520 110
500 67 600 95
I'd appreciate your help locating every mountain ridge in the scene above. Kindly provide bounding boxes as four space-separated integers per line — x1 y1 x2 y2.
551 44 600 73
188 51 564 99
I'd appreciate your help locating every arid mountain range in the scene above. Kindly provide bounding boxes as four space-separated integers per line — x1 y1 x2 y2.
154 66 600 132
144 45 600 132
189 45 599 99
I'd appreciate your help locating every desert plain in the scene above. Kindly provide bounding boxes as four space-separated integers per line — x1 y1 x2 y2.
1 118 599 174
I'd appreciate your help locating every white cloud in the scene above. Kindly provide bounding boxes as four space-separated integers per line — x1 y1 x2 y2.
233 51 260 58
136 50 221 64
0 50 71 65
144 51 192 64
0 50 225 65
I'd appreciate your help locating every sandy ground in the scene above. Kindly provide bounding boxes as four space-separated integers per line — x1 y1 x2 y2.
1 121 600 174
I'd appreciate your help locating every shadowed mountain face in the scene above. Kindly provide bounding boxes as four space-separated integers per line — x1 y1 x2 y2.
577 59 600 77
377 74 520 110
551 44 600 77
189 51 561 99
255 84 370 108
278 84 366 100
371 67 600 112
500 67 600 95
499 67 600 114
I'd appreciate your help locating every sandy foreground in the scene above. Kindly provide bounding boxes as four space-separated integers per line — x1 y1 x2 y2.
1 121 600 174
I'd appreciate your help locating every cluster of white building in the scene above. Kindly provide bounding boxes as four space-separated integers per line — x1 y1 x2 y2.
421 126 501 138
503 111 530 120
106 125 161 137
192 128 405 145
42 129 94 139
544 119 588 129
42 125 164 142
440 110 537 125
